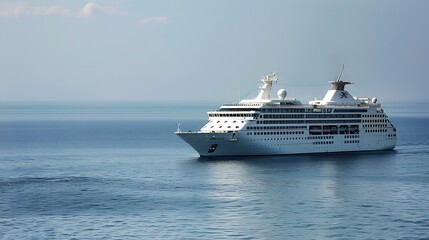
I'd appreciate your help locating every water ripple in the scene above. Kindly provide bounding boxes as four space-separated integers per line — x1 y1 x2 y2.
1 116 429 239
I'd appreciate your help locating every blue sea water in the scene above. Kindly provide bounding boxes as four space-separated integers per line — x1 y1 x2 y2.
1 102 429 239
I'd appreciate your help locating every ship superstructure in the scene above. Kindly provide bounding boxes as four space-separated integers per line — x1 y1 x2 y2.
175 68 397 156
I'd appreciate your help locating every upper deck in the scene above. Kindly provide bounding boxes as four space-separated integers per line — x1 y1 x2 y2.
229 67 381 109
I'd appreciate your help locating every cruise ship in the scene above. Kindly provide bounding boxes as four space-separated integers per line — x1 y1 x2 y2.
175 67 397 156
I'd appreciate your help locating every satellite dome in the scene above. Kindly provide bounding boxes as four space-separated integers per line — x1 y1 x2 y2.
372 97 378 103
277 89 287 100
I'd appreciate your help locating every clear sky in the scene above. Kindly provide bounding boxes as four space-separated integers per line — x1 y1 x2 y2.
1 0 428 103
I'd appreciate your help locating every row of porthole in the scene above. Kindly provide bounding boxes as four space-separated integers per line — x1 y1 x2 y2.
245 138 389 145
362 114 386 118
262 143 311 146
212 120 245 124
210 125 240 129
245 139 311 143
261 138 306 141
247 137 334 141
308 136 334 140
362 119 388 123
209 114 256 118
363 124 388 128
345 140 360 144
313 141 334 145
246 135 364 141
345 135 359 138
247 126 306 130
247 131 305 136
365 129 387 133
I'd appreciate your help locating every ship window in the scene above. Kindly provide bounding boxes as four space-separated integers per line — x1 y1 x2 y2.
227 126 231 128
236 126 239 128
219 126 222 128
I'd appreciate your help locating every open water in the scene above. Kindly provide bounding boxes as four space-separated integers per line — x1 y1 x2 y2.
1 102 428 239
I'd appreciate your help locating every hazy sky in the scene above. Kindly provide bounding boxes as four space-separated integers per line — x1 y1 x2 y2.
1 0 428 103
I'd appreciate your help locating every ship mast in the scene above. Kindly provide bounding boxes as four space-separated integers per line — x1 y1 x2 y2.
255 72 277 100
329 64 352 90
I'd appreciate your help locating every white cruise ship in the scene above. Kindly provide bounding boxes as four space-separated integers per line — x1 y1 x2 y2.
175 67 397 156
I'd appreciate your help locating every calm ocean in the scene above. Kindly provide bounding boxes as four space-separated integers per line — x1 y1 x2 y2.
1 102 428 239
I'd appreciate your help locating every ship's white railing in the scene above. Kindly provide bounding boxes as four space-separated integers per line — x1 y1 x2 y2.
222 103 263 107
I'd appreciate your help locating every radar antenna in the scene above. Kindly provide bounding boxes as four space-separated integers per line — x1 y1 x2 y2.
329 64 352 90
336 64 345 82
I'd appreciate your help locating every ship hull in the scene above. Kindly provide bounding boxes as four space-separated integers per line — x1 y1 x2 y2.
175 131 397 157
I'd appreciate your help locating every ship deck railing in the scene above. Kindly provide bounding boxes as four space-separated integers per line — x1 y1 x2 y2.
222 103 263 107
